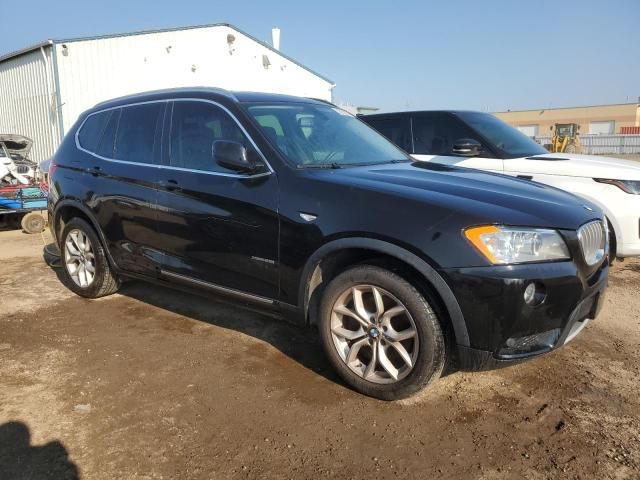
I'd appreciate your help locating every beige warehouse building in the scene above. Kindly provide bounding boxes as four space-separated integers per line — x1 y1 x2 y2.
494 102 640 137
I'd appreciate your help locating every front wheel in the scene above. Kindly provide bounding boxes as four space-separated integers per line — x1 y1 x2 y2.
318 265 445 400
60 217 120 298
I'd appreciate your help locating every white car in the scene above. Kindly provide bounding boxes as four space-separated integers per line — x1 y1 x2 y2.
362 111 640 259
0 134 37 186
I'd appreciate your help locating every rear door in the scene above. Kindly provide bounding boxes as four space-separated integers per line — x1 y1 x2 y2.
155 99 279 300
78 102 166 275
411 113 503 173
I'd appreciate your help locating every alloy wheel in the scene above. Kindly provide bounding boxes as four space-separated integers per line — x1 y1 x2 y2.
330 285 419 384
64 228 96 288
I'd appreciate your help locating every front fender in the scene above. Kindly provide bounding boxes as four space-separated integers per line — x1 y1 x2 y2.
298 237 470 347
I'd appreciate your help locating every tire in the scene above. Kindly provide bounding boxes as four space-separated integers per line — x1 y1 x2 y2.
564 144 577 154
607 219 617 265
318 265 445 400
59 217 120 298
21 211 46 234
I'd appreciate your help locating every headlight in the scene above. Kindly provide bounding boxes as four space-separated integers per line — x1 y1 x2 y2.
464 225 570 264
594 178 640 194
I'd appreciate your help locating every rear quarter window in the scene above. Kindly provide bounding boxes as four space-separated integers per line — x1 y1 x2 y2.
78 111 111 151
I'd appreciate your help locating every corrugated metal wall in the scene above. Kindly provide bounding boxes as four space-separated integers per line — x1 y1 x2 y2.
0 47 60 163
55 25 334 132
535 135 640 154
1 25 334 161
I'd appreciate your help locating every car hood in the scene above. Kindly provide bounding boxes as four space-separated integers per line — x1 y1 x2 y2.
316 162 601 230
508 153 640 180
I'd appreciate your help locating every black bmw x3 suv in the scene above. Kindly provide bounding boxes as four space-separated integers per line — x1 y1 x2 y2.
48 88 608 400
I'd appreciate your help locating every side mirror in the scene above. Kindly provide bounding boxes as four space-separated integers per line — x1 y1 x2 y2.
213 140 260 173
452 138 482 157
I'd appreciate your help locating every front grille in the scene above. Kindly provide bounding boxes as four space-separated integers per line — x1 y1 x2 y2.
578 220 606 266
16 165 30 174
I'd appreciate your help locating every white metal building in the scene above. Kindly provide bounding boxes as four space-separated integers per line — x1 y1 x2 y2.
0 23 335 162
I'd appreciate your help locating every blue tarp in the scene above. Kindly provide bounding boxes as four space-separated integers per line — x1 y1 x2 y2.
0 186 47 210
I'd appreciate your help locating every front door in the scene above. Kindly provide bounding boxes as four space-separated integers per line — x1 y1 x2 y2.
155 100 279 300
411 113 504 173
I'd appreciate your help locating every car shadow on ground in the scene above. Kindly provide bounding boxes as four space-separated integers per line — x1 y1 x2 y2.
619 262 640 274
0 421 79 480
43 244 345 388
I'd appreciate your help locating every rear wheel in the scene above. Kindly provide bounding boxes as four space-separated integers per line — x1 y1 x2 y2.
318 265 445 400
60 218 120 298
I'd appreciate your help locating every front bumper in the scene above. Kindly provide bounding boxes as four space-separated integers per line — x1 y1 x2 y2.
441 258 608 371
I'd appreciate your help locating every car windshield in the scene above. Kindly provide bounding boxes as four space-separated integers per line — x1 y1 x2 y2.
457 112 548 158
244 103 410 167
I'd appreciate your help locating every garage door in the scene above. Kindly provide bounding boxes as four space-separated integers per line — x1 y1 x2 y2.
589 121 614 135
516 125 539 137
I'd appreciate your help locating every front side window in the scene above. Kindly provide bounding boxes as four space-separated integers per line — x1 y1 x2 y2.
114 103 162 164
169 101 250 173
456 112 548 158
412 113 490 156
245 103 410 167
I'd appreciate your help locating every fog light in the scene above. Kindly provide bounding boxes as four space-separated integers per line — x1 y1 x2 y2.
523 282 545 306
498 328 561 358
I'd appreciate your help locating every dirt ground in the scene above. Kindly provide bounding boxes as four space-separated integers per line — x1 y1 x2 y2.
0 228 639 480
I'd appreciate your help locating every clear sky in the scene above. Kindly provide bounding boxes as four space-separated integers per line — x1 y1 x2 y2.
2 0 639 112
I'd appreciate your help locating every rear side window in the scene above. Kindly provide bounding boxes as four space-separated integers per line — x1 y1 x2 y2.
363 115 412 152
114 103 163 164
78 111 111 151
169 101 249 172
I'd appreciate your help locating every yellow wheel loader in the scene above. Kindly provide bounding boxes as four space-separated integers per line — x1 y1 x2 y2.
546 123 582 153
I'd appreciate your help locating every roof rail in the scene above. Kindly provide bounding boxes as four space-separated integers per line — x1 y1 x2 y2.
92 86 237 108
306 97 337 107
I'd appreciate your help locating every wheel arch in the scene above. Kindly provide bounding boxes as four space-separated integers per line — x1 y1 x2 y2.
299 237 470 347
53 200 117 269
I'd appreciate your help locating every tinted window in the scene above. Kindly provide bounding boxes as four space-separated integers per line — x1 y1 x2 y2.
245 103 410 167
114 103 162 164
95 109 120 158
78 111 111 151
457 112 548 158
362 115 412 152
412 113 490 156
170 101 249 172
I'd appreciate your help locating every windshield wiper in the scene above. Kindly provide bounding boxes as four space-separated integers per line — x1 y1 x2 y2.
387 159 411 164
301 162 343 169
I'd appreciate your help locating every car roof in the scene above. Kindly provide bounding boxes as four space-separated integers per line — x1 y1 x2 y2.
91 87 327 112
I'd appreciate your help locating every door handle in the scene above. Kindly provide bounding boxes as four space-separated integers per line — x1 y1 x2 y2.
87 166 101 176
159 179 182 191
